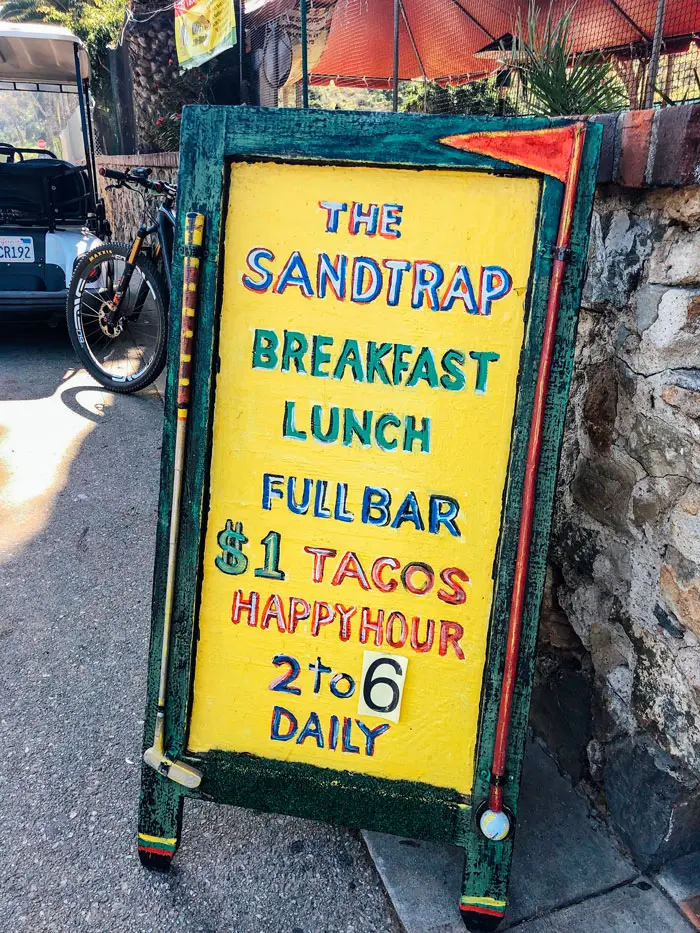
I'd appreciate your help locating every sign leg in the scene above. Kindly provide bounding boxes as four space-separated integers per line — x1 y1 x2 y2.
458 828 510 931
459 879 507 932
137 765 184 872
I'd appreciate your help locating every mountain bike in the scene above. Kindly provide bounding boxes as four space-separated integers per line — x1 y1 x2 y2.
66 166 176 393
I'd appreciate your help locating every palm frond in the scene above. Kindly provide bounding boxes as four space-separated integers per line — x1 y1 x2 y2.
513 1 628 116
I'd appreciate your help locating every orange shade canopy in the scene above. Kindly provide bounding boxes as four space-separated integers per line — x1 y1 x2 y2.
247 0 700 88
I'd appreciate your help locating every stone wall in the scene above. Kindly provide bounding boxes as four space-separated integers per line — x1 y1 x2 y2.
533 182 700 870
96 153 179 243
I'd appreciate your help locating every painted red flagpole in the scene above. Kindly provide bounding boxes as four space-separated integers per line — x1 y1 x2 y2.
488 122 587 815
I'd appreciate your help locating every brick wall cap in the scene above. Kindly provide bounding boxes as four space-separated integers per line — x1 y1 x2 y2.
591 104 700 188
98 104 700 190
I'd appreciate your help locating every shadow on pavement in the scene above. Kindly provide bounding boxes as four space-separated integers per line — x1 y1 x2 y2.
0 321 400 933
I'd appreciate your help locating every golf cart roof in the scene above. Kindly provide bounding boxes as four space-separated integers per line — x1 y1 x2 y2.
0 21 90 85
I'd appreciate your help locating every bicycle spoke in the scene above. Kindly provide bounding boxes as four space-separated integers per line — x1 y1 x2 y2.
71 246 166 389
81 293 103 309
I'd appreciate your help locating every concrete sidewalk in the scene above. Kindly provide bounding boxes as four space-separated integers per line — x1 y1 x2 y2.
365 738 697 932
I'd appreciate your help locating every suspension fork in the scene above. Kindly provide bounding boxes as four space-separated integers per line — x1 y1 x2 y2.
107 222 155 326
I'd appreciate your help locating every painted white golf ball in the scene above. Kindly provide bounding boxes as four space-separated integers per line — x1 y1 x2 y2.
479 808 511 841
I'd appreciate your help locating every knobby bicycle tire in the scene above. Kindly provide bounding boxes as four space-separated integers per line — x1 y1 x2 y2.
66 243 169 394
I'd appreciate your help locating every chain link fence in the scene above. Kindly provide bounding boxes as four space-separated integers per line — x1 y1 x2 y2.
241 0 700 115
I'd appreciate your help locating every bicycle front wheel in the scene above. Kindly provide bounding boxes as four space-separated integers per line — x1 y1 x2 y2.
66 243 169 394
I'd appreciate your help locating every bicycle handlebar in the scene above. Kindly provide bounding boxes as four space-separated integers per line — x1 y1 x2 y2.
99 166 176 195
99 167 127 181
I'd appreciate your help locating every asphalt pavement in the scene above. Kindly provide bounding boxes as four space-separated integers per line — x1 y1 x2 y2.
0 326 400 933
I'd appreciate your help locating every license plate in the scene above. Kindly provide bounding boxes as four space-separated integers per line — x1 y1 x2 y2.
0 236 35 262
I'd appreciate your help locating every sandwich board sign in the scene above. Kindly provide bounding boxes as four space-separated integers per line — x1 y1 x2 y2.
138 105 601 930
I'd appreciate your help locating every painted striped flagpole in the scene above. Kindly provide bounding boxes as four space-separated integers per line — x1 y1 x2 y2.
144 211 206 790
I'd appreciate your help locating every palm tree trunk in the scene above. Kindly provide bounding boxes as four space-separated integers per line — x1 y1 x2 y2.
127 5 180 151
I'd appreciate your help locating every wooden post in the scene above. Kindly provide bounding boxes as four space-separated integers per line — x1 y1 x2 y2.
238 0 245 104
107 41 137 154
392 0 400 112
300 0 309 109
644 0 666 109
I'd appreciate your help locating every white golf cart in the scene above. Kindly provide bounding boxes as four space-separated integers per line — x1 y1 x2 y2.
0 22 108 321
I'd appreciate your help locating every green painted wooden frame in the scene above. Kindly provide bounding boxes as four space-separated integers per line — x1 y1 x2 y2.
139 104 601 928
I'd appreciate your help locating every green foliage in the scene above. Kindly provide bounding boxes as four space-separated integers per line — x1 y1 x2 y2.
70 0 124 93
309 85 393 111
0 88 78 152
148 56 237 151
513 2 627 115
0 0 74 20
400 79 515 116
308 78 514 117
151 112 183 152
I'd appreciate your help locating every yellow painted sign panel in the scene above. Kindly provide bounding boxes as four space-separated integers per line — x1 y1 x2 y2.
188 160 539 795
174 0 236 71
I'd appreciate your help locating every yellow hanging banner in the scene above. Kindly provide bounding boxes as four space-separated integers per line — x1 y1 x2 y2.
187 159 540 794
174 0 236 71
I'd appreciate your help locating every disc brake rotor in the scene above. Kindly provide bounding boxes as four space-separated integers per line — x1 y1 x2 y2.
96 296 124 338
